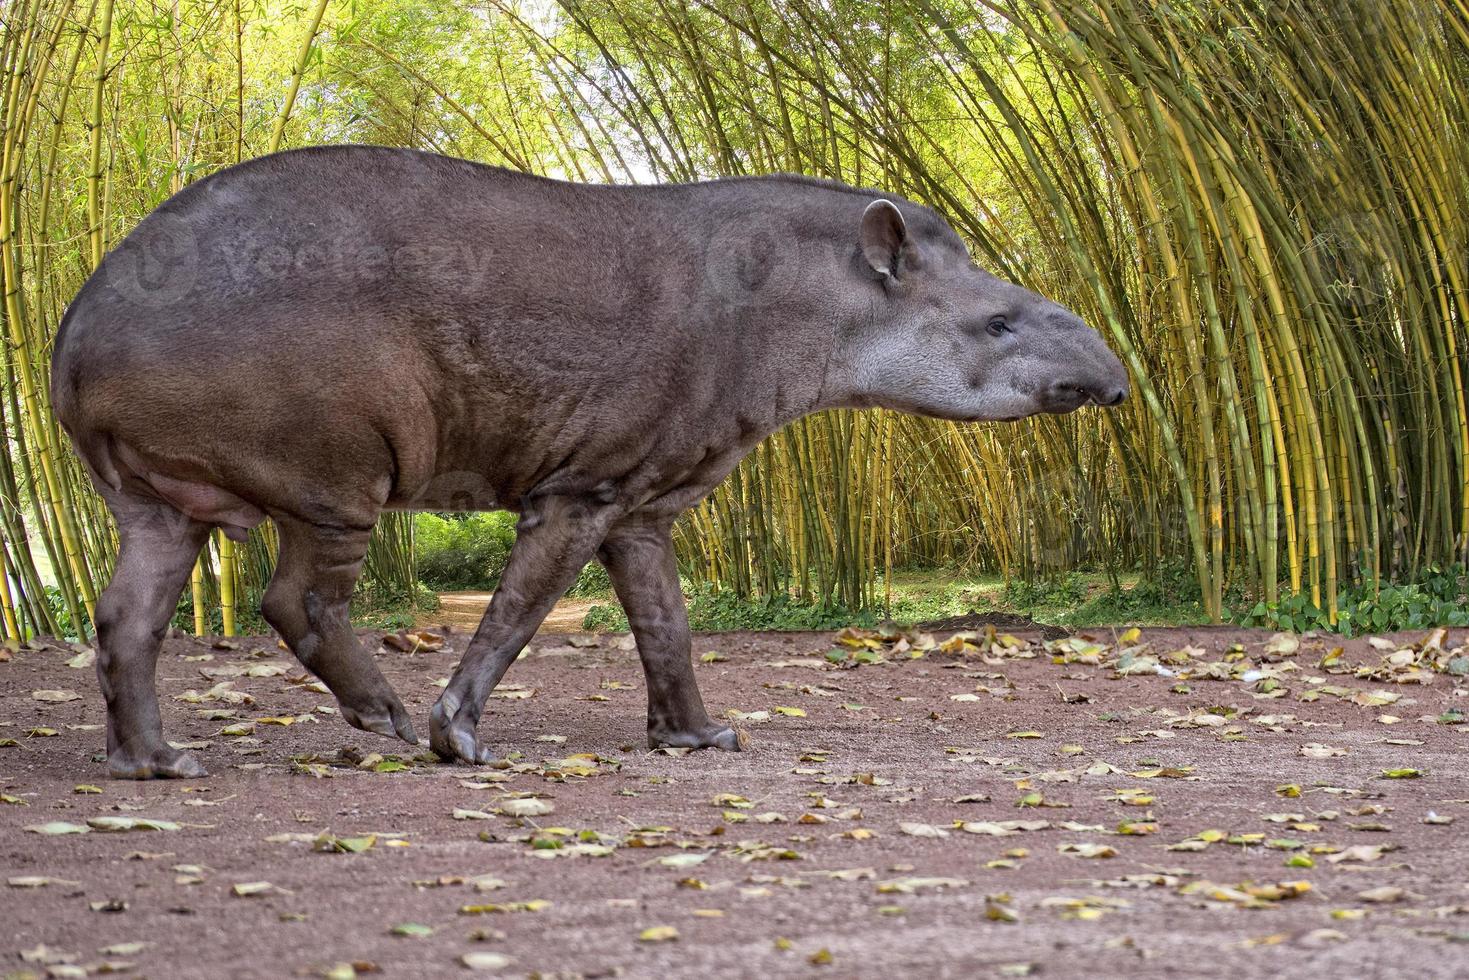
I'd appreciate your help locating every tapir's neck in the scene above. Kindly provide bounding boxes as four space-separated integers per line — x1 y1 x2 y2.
810 314 887 415
685 231 885 434
805 251 893 415
754 295 880 432
740 311 841 432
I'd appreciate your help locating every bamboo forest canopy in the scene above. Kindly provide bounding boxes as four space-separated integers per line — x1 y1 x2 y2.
0 0 1466 639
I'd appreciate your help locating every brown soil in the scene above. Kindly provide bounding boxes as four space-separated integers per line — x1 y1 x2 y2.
424 593 596 634
3 625 1468 978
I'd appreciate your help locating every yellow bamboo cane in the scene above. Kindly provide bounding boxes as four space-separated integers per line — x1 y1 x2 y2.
267 0 330 154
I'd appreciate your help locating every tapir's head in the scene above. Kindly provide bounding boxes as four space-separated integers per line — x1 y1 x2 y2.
830 198 1129 422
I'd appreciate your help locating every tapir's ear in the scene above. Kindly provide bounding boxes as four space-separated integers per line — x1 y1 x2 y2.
860 199 909 279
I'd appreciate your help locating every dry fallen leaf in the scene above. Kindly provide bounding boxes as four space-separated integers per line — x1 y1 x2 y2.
899 822 949 838
1326 844 1392 864
87 816 180 832
1357 886 1407 903
1299 743 1346 759
876 876 968 894
24 821 90 836
31 689 82 703
461 951 514 970
498 797 554 818
658 853 709 869
8 876 81 888
389 923 434 938
231 881 277 897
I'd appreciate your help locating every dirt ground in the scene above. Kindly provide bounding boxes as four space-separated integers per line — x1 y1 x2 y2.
3 624 1469 979
425 593 596 634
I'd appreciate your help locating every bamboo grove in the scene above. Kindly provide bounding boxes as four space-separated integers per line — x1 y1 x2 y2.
0 0 1464 639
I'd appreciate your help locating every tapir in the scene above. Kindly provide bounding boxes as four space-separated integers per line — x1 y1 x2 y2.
51 146 1129 778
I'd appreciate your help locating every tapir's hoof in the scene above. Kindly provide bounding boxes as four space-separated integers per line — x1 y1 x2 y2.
108 745 208 780
649 724 746 752
340 695 418 745
428 700 496 765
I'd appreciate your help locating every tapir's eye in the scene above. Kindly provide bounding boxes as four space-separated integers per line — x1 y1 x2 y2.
986 317 1009 337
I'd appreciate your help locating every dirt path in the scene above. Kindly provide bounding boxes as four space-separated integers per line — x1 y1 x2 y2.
423 592 597 634
4 625 1469 978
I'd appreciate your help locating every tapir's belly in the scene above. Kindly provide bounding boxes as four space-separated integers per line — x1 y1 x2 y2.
383 472 503 512
382 401 755 521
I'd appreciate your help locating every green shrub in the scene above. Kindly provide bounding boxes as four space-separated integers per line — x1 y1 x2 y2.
567 560 612 597
351 579 438 630
685 585 876 631
168 587 268 637
415 512 517 590
580 584 876 632
1234 565 1469 635
581 602 629 631
45 586 79 641
1062 583 1205 628
1001 573 1086 608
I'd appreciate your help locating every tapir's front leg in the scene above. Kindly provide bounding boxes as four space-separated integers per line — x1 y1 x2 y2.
598 518 742 751
262 519 418 744
429 495 618 764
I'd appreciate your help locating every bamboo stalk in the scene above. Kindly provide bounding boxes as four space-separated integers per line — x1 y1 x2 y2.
267 0 329 154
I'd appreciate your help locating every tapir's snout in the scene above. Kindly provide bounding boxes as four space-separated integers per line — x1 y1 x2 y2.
1094 344 1130 406
1039 326 1130 413
1091 374 1129 407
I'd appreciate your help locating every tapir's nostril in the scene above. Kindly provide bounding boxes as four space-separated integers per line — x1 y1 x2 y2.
1043 378 1127 413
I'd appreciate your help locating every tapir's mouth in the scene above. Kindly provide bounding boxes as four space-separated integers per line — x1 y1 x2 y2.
1040 387 1091 414
1039 381 1128 414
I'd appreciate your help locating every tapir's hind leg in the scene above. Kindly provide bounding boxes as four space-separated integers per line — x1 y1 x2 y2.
95 494 212 779
598 519 741 751
261 519 417 744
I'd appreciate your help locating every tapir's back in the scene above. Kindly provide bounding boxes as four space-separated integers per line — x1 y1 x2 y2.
50 147 822 525
57 147 681 387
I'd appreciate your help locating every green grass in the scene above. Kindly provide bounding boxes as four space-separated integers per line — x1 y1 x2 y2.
855 568 1207 629
578 568 1213 633
579 564 1469 635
